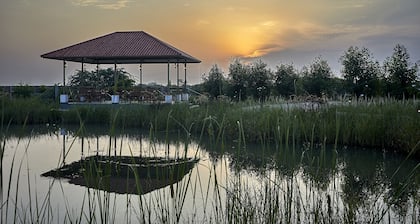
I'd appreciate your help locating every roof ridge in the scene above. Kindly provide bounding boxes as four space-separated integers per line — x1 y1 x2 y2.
114 31 145 34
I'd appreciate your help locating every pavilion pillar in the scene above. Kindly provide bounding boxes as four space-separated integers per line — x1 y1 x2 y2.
167 62 170 92
176 63 179 90
176 63 180 101
139 64 143 88
183 63 188 101
165 62 172 103
139 63 143 102
114 63 117 90
81 62 84 102
60 60 69 104
112 63 119 104
184 63 187 92
63 60 66 87
96 64 100 102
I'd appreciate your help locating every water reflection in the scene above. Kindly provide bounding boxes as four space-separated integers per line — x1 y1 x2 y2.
8 125 419 208
39 127 199 196
42 155 198 195
200 139 419 222
1 125 418 222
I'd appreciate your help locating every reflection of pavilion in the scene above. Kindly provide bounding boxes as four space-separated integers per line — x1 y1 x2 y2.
42 155 198 195
49 128 198 195
41 31 201 104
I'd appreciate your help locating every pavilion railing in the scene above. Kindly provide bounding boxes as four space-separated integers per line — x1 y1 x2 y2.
66 86 165 103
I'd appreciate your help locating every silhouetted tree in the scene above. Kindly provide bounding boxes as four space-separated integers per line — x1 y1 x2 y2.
302 57 333 97
274 63 299 97
384 44 419 99
202 64 226 99
227 59 249 101
340 46 382 97
248 60 272 102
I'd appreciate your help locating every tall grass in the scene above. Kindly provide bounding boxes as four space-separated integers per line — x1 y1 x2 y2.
1 96 418 156
0 96 419 223
0 97 60 125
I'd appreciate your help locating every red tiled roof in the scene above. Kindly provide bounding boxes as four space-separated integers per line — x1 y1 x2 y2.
41 31 201 64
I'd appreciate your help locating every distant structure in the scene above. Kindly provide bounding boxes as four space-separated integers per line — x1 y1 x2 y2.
41 31 201 103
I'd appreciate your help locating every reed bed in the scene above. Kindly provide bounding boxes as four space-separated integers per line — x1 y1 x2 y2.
0 96 419 223
2 96 417 156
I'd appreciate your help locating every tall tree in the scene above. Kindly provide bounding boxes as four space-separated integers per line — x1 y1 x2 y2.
274 63 299 97
227 59 249 101
340 46 381 97
384 44 418 98
248 60 272 102
302 57 333 97
202 64 226 100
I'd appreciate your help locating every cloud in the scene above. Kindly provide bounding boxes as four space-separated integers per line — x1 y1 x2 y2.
260 21 277 27
71 0 130 10
241 22 357 59
242 44 283 58
331 2 366 9
196 20 211 26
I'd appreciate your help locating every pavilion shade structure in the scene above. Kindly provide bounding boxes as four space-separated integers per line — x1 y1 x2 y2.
41 31 201 64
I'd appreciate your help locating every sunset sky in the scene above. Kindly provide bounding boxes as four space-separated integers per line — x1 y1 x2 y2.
1 0 419 85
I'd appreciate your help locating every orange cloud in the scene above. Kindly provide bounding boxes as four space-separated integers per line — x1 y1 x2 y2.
71 0 130 10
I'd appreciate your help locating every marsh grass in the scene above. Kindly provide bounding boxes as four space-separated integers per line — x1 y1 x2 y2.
1 96 418 155
0 97 419 223
0 97 60 125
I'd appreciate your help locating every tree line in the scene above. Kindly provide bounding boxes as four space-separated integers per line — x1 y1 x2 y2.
198 44 419 101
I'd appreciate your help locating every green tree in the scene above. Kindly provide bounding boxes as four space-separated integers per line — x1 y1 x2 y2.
274 63 299 97
340 46 381 97
248 60 272 102
384 44 418 99
227 59 249 101
202 64 226 100
69 68 135 92
302 57 333 97
69 70 91 87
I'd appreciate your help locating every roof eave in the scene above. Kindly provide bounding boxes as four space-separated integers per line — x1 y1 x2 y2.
41 56 201 64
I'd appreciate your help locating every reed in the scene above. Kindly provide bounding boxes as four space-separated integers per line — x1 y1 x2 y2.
0 97 60 125
1 96 418 156
0 96 418 223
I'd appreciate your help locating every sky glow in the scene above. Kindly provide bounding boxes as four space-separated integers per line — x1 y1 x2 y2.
0 0 419 85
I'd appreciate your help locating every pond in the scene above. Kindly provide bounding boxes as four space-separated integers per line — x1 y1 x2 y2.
1 125 419 223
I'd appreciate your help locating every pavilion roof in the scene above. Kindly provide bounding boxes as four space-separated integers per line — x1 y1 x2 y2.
41 31 201 64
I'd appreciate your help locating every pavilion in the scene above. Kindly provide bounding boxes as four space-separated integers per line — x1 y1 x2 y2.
41 31 201 103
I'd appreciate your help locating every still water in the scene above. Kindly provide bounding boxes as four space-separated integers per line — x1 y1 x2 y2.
1 125 419 223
